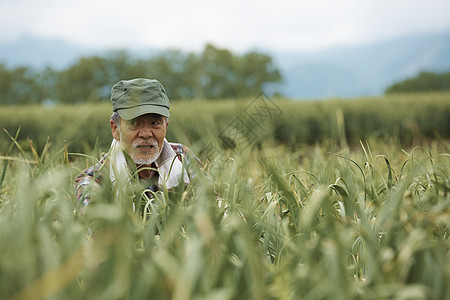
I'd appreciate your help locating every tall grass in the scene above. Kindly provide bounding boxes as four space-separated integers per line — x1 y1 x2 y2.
1 92 449 155
0 134 448 299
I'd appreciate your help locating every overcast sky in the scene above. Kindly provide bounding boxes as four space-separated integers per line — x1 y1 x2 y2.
1 0 450 52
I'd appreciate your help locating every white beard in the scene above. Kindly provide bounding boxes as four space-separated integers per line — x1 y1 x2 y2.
118 129 163 165
129 139 162 165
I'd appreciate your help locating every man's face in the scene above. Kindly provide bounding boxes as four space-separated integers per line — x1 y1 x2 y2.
111 113 168 165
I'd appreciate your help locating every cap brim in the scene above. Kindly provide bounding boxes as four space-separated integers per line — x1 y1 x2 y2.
117 104 169 120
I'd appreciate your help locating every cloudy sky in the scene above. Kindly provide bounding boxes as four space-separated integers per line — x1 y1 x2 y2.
1 0 450 52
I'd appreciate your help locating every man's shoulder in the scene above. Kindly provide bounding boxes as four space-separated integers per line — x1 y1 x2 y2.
167 141 201 166
74 154 108 184
168 142 191 156
168 142 183 155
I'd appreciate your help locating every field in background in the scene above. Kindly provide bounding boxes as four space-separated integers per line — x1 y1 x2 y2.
0 92 449 299
0 92 449 156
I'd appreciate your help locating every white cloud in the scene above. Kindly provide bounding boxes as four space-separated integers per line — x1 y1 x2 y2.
1 0 449 51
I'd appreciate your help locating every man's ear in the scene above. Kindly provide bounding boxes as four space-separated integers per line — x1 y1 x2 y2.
111 120 120 140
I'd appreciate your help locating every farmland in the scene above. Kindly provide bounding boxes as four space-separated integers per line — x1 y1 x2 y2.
0 92 449 155
0 92 449 299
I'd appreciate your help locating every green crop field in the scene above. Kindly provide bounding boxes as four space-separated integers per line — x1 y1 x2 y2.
0 92 449 155
0 93 449 299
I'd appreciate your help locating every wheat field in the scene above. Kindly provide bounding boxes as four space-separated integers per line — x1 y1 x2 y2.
0 94 449 299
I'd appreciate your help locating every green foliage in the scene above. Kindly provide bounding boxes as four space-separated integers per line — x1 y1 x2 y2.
0 44 281 104
0 135 448 299
0 64 45 104
0 104 112 156
385 71 450 94
188 44 281 99
54 51 153 103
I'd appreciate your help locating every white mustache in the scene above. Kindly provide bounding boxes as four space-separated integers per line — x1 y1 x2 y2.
132 139 158 148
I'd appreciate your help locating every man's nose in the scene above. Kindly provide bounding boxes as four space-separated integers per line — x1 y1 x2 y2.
138 126 153 139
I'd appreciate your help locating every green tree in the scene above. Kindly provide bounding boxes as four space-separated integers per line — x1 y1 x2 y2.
0 64 44 104
132 45 282 100
1 44 283 104
236 51 281 97
54 51 154 103
195 44 282 99
197 44 237 99
54 56 110 103
385 71 450 94
35 67 59 104
145 50 198 100
103 50 153 83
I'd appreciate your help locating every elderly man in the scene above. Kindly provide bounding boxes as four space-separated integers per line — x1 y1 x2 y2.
75 78 196 211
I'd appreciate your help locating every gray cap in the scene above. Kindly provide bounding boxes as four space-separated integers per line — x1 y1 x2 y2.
110 78 170 120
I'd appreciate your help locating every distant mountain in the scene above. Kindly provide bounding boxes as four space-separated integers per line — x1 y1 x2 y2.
1 32 449 98
271 31 450 98
0 34 159 70
0 34 92 69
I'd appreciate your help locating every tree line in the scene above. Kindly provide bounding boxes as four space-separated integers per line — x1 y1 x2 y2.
385 71 450 94
0 44 282 105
